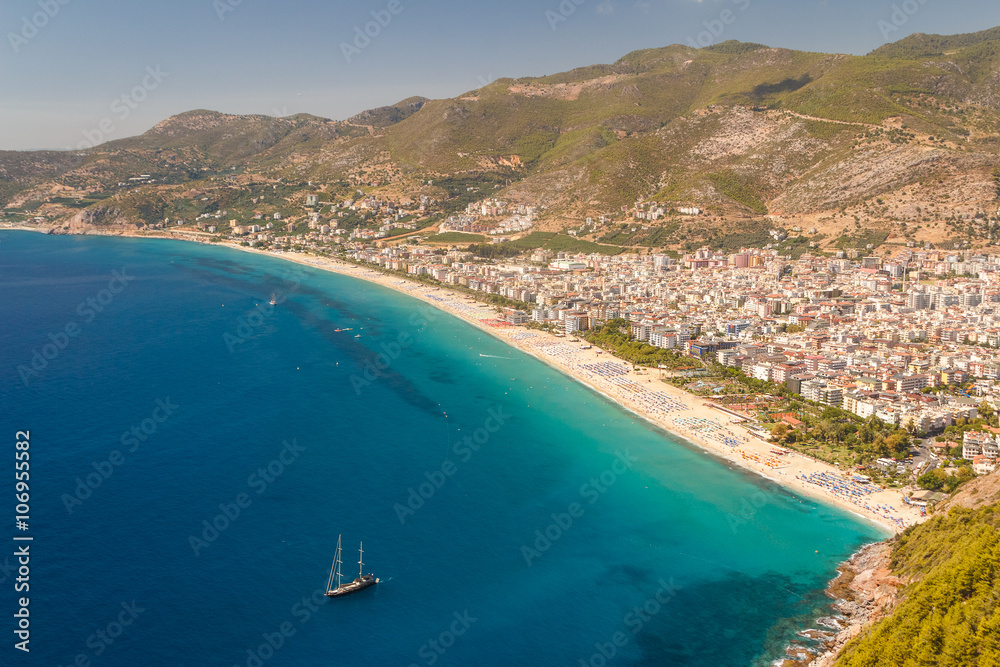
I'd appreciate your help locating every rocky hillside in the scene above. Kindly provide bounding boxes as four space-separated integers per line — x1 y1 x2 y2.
4 27 1000 251
798 542 903 667
347 96 428 129
801 470 1000 667
938 467 1000 511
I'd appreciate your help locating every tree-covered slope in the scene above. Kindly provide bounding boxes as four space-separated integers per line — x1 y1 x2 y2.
834 493 1000 666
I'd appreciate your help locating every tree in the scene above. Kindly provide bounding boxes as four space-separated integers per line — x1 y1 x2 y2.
917 469 946 491
770 423 790 443
942 609 977 665
978 401 999 427
817 419 840 443
976 608 1000 665
912 614 944 666
943 467 975 493
821 406 847 421
869 436 891 459
885 432 912 459
837 504 1000 667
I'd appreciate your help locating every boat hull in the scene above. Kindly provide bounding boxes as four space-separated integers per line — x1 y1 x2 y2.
326 575 378 598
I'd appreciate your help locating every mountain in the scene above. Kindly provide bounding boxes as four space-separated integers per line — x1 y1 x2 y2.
869 26 1000 58
4 28 1000 252
347 96 428 128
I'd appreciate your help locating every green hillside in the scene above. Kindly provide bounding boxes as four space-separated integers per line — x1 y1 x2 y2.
834 500 1000 666
869 26 1000 58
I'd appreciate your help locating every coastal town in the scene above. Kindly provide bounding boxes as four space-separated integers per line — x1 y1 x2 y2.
8 185 1000 533
221 205 1000 526
9 11 1000 666
262 235 1000 532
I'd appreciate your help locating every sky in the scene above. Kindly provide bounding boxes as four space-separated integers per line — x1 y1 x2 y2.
0 0 997 151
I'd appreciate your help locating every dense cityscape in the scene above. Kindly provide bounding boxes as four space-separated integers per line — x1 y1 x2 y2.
66 183 999 500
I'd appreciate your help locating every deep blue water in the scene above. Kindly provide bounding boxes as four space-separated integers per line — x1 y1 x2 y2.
0 232 886 666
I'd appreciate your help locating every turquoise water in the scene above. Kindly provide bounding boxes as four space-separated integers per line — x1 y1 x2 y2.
0 232 886 666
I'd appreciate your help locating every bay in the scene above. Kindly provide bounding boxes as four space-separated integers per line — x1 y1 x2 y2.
0 232 886 666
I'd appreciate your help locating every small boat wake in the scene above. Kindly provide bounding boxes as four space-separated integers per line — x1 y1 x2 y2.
479 354 510 359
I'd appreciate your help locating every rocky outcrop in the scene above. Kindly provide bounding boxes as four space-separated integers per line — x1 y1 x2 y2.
59 206 141 235
804 542 905 667
777 541 905 666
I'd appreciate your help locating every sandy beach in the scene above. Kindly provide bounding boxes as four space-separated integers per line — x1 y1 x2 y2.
2 225 921 533
224 244 924 535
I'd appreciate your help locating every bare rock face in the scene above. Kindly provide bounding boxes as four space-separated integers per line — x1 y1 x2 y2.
776 541 903 667
62 207 139 235
805 542 904 667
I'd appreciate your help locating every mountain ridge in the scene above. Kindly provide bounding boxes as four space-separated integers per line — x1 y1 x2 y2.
4 27 1000 253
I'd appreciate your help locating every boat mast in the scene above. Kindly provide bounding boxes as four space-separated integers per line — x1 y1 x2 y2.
358 541 364 578
326 534 343 591
336 538 343 589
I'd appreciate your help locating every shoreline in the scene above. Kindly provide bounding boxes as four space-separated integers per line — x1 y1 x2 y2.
5 227 921 534
222 243 919 536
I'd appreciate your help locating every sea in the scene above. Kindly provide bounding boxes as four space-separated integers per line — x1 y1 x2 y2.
0 231 887 666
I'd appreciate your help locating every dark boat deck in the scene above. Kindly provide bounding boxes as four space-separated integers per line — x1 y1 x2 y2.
327 575 377 597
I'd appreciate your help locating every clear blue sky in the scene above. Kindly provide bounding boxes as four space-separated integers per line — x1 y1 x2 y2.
0 0 996 150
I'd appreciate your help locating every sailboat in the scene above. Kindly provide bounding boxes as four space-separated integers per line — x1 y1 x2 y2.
325 535 378 598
